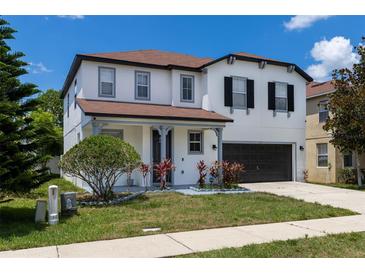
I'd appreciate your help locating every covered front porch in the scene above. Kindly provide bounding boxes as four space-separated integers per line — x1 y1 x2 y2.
81 116 225 187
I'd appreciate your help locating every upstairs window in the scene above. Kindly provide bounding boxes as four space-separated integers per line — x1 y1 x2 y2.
275 82 288 111
188 131 203 154
135 71 150 100
232 76 247 109
319 100 329 123
317 143 328 167
181 75 194 102
99 67 115 97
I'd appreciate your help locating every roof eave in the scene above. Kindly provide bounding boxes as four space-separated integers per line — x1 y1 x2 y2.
83 112 233 123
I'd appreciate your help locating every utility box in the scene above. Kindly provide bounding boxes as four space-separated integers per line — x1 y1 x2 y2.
35 199 47 223
48 185 59 225
60 192 77 216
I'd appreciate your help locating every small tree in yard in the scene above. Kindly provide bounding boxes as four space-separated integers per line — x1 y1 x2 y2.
196 160 208 188
59 135 141 201
323 39 365 186
154 159 175 190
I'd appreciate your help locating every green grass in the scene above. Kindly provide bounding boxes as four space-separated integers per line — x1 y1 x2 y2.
0 179 355 251
179 232 365 258
308 181 365 191
29 178 84 198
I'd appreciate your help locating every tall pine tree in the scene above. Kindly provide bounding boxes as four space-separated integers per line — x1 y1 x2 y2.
0 18 48 192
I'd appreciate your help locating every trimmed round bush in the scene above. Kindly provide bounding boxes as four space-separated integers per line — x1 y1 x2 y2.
59 135 141 201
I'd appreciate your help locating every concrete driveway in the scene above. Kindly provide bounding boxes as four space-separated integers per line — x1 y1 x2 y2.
242 181 365 214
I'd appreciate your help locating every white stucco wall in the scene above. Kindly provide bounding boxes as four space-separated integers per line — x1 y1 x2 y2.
205 60 307 180
62 56 308 188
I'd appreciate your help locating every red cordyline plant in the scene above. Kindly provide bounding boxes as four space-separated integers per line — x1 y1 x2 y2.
196 160 208 188
139 163 151 191
209 161 220 185
231 162 245 184
221 161 245 188
154 159 175 190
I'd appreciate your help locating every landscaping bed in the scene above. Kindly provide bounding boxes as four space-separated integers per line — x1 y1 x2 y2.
178 232 365 258
0 179 355 252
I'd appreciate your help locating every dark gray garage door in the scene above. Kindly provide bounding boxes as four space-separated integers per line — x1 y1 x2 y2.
223 143 292 183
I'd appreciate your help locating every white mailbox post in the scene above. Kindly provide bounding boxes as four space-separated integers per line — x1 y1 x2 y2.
48 185 59 225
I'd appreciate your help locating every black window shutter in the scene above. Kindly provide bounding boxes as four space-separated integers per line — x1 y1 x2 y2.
287 84 294 112
224 77 233 107
268 82 276 110
247 79 254 108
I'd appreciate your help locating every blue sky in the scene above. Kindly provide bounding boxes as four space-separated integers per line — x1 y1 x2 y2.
3 15 365 91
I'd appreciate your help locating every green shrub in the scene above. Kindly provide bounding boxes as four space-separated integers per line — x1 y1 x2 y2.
338 168 356 184
59 135 141 201
30 178 83 198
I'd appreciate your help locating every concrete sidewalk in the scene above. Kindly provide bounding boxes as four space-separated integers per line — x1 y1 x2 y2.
1 214 365 258
1 182 365 258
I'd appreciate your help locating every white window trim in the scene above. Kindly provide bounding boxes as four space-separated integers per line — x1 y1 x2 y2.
98 67 116 98
275 81 288 112
180 74 194 103
188 130 203 154
318 100 329 123
232 76 247 110
317 143 328 168
135 71 151 101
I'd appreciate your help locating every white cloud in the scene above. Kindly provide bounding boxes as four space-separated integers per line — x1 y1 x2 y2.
58 15 84 20
284 15 331 31
28 62 53 74
306 36 359 82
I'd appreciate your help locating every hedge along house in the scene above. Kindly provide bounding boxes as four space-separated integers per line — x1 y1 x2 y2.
61 50 312 189
306 81 365 183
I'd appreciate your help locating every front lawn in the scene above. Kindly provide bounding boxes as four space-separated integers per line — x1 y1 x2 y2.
308 181 365 191
0 179 355 251
179 232 365 258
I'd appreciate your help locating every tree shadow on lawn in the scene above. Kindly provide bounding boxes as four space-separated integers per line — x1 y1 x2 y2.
0 206 75 240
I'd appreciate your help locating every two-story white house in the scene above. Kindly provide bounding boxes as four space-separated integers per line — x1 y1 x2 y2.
61 50 312 188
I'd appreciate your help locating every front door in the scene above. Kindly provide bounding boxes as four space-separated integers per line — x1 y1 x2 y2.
152 129 172 185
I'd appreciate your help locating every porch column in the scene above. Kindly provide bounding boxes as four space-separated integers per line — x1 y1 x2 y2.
213 128 223 183
92 121 103 135
157 125 172 160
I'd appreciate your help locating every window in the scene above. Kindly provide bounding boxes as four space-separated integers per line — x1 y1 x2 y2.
135 71 150 100
232 76 247 109
67 93 70 118
99 67 115 97
275 82 288 111
100 129 123 139
188 131 203 154
74 79 77 109
317 143 328 167
319 100 329 123
343 151 353 168
181 75 194 102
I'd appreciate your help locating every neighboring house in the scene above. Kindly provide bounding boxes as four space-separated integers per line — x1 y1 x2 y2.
61 50 312 188
306 81 365 183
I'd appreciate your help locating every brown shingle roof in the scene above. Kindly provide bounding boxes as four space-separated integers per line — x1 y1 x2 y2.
306 81 335 98
77 99 233 123
83 50 212 69
61 50 313 98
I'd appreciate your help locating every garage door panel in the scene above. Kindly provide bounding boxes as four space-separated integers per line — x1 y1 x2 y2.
223 143 292 183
